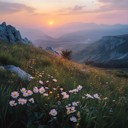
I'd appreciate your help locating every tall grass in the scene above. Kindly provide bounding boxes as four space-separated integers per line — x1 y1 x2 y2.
0 42 128 128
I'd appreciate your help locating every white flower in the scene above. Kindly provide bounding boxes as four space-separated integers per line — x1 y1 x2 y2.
72 102 78 106
29 98 35 103
74 89 79 93
9 100 17 107
71 106 76 113
51 76 54 78
85 94 94 99
68 104 71 106
20 88 26 93
94 93 101 100
77 85 83 90
11 91 19 99
53 88 56 91
45 87 49 90
46 80 49 83
60 88 63 91
33 87 39 93
43 93 49 97
63 94 69 99
66 108 71 115
39 80 44 85
39 74 42 77
23 92 28 97
53 79 57 82
113 100 115 102
103 97 108 100
69 89 78 94
27 90 33 96
66 105 76 114
18 98 27 105
106 82 109 84
39 87 45 94
61 92 69 99
70 116 77 122
61 92 67 95
69 90 73 93
30 76 34 79
82 96 85 99
49 109 57 116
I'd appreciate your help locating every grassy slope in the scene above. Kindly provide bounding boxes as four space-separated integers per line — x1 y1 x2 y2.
0 42 128 128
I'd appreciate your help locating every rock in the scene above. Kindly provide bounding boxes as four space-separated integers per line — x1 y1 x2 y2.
4 65 33 81
22 37 31 44
0 22 31 44
46 46 60 55
0 22 8 42
1 22 6 27
0 66 5 70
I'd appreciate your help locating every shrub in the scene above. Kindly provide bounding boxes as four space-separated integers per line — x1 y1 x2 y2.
61 50 72 60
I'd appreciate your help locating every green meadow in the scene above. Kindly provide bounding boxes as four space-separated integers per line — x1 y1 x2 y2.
0 42 128 128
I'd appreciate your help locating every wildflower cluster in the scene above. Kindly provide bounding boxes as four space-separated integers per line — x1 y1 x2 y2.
69 85 83 94
9 71 83 127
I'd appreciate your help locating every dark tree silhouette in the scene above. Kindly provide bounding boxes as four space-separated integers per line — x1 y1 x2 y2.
61 49 72 60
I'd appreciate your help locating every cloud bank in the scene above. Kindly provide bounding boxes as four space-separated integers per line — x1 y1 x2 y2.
0 1 35 14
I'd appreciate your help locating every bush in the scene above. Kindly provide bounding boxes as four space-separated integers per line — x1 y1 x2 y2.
61 50 72 60
115 71 128 78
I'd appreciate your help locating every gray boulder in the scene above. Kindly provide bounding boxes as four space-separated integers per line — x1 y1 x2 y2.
0 66 5 70
3 65 33 81
22 37 31 44
46 46 60 55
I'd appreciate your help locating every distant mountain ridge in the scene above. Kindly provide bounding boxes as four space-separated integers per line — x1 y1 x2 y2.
73 34 128 68
35 23 128 54
0 22 31 44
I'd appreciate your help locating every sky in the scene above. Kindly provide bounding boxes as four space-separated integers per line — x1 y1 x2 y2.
0 0 128 28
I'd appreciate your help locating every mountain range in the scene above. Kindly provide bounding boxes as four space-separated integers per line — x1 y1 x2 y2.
33 23 128 54
73 34 128 68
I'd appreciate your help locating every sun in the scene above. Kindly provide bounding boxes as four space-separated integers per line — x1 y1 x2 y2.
49 21 53 25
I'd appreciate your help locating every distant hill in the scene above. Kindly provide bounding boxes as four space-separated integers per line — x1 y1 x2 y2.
73 34 128 68
19 27 55 42
35 23 128 54
58 24 128 44
0 22 31 44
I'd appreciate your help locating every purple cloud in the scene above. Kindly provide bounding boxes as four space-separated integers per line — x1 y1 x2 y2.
0 1 35 14
60 5 85 12
98 0 128 10
58 0 128 16
72 5 86 11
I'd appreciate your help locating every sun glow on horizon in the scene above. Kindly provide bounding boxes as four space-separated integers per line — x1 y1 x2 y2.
49 21 54 25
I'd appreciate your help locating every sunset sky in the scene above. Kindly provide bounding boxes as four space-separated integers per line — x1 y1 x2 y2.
0 0 128 28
